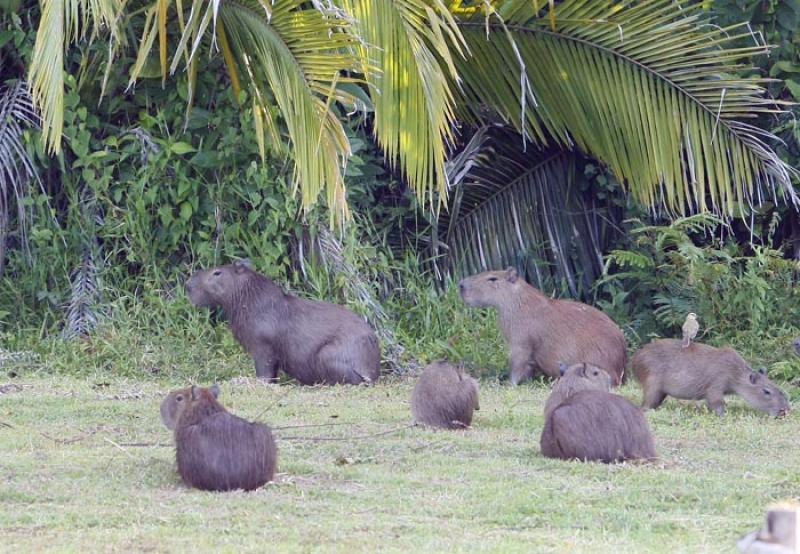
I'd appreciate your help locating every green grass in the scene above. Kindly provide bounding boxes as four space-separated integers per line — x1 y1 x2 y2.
2 365 799 553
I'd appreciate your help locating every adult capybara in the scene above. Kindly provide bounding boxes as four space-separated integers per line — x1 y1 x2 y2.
793 337 800 356
540 390 657 463
186 260 380 385
632 339 790 417
160 384 277 491
411 361 480 429
543 362 613 418
459 267 627 385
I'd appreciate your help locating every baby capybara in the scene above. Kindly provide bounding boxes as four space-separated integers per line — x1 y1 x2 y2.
459 268 627 385
186 260 380 385
632 339 790 417
543 362 613 418
411 361 480 429
540 390 657 463
160 385 277 491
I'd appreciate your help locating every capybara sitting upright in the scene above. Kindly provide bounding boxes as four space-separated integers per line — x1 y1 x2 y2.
160 385 277 491
543 362 613 418
186 260 380 385
459 268 627 385
540 390 657 463
632 339 790 417
411 361 480 429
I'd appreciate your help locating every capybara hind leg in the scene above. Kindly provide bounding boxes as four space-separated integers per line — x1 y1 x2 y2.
317 347 370 385
642 388 667 410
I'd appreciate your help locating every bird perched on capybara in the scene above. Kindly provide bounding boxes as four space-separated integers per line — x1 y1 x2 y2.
540 390 657 463
459 267 627 385
682 312 699 348
411 361 480 429
632 339 790 417
543 362 613 418
160 384 277 491
186 260 380 385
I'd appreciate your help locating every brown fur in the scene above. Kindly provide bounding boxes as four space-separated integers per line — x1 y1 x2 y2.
544 362 613 419
411 361 480 429
540 390 657 463
186 260 380 385
160 385 277 491
459 268 627 385
632 339 791 417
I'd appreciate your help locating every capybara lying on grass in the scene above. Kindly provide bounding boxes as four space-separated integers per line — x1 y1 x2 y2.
632 339 790 417
540 391 657 463
160 385 277 491
459 267 627 385
186 260 380 385
411 361 479 429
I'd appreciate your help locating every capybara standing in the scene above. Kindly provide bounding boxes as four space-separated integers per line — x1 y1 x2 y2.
543 362 613 418
632 339 790 417
186 260 380 385
160 385 277 491
411 361 480 429
540 390 657 463
459 268 627 385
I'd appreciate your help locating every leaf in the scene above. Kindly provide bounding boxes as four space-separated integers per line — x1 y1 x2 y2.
170 141 197 155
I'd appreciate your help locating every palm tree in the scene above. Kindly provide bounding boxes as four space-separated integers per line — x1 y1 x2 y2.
27 0 797 223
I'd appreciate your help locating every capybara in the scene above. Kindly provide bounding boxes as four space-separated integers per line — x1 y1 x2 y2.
543 362 613 418
160 384 277 491
411 361 480 429
632 339 790 417
458 267 627 385
793 337 800 356
540 390 657 463
186 260 380 385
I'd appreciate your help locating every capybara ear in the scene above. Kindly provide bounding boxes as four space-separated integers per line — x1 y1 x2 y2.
558 362 567 376
505 267 518 283
234 258 252 272
191 385 200 400
209 384 220 398
749 372 760 385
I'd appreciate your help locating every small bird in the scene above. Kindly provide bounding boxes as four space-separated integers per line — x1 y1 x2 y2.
682 313 699 348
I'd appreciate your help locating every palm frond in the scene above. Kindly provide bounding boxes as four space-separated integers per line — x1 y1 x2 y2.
432 133 617 298
455 0 798 218
147 0 365 218
28 0 120 154
336 0 468 207
0 82 41 273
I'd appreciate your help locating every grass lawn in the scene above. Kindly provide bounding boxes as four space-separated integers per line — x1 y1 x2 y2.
1 370 799 553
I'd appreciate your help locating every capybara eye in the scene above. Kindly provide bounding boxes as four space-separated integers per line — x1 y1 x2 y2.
212 270 222 277
763 389 772 396
176 395 184 402
488 277 498 282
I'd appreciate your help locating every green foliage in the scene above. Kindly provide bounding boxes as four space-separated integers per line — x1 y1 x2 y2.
597 215 800 376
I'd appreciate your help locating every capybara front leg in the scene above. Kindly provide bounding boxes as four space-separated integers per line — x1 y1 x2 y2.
253 346 279 381
642 388 667 410
509 351 533 385
706 395 725 417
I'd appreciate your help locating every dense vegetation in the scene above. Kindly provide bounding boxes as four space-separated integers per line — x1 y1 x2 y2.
0 0 798 382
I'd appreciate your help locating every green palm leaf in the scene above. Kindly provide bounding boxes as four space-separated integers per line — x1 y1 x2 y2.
335 0 467 206
455 0 798 217
28 0 119 154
